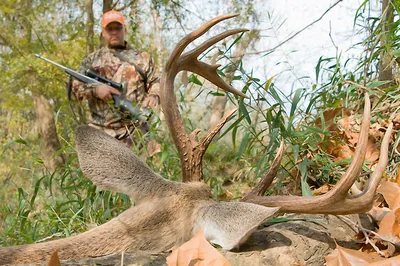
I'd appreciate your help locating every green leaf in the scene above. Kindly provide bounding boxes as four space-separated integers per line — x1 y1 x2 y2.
266 217 325 225
239 101 252 125
237 133 250 159
264 75 274 92
392 49 400 57
290 88 303 118
188 74 203 86
209 91 225 97
366 80 391 89
300 159 313 197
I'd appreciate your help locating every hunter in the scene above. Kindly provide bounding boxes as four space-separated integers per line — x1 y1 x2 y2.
72 10 160 147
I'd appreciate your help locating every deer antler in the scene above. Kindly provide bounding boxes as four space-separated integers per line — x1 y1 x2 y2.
160 13 392 214
160 14 248 182
242 95 393 214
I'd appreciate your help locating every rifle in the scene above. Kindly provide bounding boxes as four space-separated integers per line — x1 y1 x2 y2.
35 54 151 122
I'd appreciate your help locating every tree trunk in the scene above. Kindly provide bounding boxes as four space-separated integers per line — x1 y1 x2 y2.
85 0 95 54
103 0 113 13
34 95 65 173
150 2 164 72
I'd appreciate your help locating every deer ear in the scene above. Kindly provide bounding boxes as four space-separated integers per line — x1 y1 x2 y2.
196 202 280 250
75 125 179 202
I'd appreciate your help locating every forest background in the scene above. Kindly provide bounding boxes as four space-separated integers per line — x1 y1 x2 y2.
0 0 399 257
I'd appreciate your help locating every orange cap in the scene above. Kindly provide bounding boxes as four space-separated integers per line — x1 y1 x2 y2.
101 10 126 28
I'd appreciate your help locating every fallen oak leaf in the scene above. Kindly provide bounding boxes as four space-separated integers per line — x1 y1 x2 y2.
325 244 384 266
377 181 400 210
147 139 162 157
366 254 400 265
166 229 231 266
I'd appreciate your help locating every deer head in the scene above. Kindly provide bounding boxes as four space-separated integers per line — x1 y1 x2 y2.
0 14 393 265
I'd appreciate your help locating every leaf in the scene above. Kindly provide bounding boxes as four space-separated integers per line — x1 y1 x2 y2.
377 182 400 210
300 159 313 197
263 75 275 92
366 80 391 89
289 88 303 118
147 139 162 157
376 182 400 243
46 251 61 266
325 244 384 266
166 229 231 266
367 254 400 265
188 74 203 86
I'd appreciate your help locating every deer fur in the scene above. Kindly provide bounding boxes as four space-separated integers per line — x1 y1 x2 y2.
0 125 279 264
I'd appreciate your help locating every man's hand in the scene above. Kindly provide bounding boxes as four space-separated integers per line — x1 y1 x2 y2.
95 85 121 101
142 94 159 108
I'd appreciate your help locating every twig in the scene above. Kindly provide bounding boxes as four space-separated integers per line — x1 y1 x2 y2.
343 80 367 90
335 215 387 257
328 21 338 51
170 0 205 21
120 250 125 266
247 0 343 55
36 232 64 243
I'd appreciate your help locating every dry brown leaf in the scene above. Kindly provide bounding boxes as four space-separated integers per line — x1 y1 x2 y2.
312 184 333 196
147 139 162 157
377 211 400 242
377 182 400 210
367 254 400 265
393 209 400 238
365 137 380 165
375 182 400 244
46 251 61 266
331 143 354 161
166 229 231 266
369 123 386 140
325 244 384 266
396 168 400 187
315 107 343 132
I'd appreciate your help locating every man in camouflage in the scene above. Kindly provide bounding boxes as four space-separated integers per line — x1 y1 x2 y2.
73 10 160 147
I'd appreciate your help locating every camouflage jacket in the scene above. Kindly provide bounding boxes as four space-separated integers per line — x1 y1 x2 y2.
72 43 160 139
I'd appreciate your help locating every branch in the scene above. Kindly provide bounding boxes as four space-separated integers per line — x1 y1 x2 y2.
247 0 343 56
115 1 138 11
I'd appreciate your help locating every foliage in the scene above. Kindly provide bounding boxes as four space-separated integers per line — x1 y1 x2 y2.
0 140 132 246
0 2 399 259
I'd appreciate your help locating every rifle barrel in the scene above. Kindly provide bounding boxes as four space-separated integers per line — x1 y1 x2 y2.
35 54 70 71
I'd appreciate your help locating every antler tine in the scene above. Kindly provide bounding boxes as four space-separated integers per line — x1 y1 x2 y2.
200 108 238 152
243 141 285 199
166 13 239 70
242 93 388 214
179 29 249 99
161 14 248 182
350 122 392 200
184 60 248 98
181 29 249 60
326 93 370 197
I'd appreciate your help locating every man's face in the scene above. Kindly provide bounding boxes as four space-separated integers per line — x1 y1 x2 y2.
102 22 126 48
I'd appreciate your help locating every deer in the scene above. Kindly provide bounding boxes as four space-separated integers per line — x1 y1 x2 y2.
0 14 393 265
